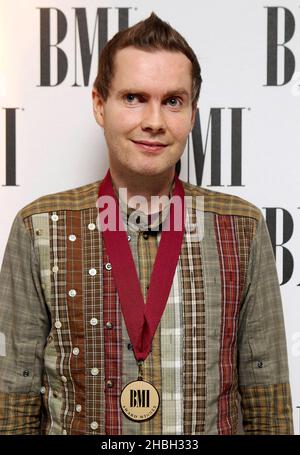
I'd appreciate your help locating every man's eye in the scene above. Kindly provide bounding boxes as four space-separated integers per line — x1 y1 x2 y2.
125 94 138 103
167 97 182 107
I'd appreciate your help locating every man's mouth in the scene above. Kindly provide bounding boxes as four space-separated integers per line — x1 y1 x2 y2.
131 140 167 152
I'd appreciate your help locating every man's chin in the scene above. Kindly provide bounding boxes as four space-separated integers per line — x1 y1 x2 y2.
129 166 172 178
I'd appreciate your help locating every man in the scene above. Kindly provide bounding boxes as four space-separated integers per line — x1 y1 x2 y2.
0 12 294 435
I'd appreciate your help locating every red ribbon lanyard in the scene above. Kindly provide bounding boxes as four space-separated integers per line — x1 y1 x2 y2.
98 170 186 361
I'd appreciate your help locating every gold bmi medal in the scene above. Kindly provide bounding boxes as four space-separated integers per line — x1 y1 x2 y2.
120 361 160 422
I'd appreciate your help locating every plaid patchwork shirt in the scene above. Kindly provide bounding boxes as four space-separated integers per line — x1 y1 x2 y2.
0 177 294 434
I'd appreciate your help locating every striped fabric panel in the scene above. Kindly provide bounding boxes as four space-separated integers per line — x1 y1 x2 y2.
181 207 206 434
214 214 241 434
40 370 51 434
102 238 123 435
121 230 141 435
30 213 52 312
30 210 63 436
227 215 256 434
233 216 257 302
42 340 64 435
142 323 162 435
239 383 294 434
137 233 162 435
160 238 184 434
0 392 41 435
233 212 258 433
30 213 58 435
200 212 222 434
49 210 75 434
65 210 85 434
83 208 105 434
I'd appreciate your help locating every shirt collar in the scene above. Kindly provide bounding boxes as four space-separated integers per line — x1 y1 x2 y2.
111 177 176 233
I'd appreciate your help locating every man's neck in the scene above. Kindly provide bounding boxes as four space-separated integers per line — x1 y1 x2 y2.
110 168 176 215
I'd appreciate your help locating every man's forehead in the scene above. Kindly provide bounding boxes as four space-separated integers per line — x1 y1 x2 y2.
112 47 192 76
110 48 193 98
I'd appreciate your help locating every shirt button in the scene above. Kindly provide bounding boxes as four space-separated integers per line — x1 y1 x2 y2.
47 334 53 343
127 235 131 241
53 391 59 398
51 214 59 222
40 386 46 394
105 321 113 330
54 321 62 329
90 318 98 326
89 268 97 276
61 375 68 383
69 289 76 297
35 229 43 236
90 421 98 430
106 380 113 388
91 368 99 376
76 404 82 413
142 232 149 239
52 265 59 273
127 343 132 350
62 429 67 435
105 263 112 271
257 361 264 368
88 223 96 231
69 234 76 242
72 347 80 356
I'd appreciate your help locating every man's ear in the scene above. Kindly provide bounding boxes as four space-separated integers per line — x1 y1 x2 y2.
92 87 105 127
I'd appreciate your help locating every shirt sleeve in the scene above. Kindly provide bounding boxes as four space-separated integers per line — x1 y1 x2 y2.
0 211 50 434
237 212 294 434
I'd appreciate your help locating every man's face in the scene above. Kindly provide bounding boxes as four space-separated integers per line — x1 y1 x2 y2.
92 46 196 180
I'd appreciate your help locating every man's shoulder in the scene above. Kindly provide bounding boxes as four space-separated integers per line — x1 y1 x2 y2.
20 179 103 220
181 179 261 222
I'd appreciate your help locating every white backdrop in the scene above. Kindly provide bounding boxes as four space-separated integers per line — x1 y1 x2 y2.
0 0 299 433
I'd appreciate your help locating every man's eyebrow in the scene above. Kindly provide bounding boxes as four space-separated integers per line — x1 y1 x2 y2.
117 88 190 98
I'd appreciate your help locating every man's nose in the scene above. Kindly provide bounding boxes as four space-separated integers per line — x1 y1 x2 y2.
141 101 166 132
